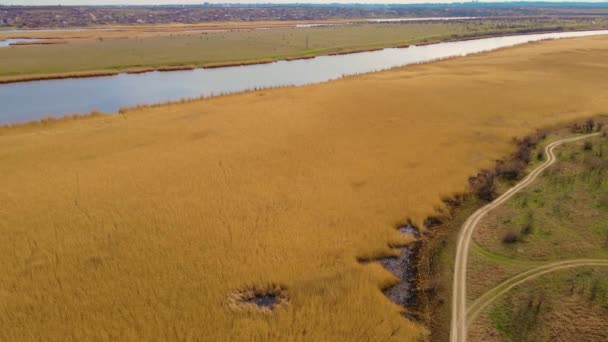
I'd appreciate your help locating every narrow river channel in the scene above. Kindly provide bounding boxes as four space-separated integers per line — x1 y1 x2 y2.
1 30 607 124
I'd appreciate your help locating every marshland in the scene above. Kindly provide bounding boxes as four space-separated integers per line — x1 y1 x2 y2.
2 17 608 84
3 29 608 124
1 3 608 342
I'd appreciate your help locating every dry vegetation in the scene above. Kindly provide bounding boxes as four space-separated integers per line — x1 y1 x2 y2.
1 36 608 340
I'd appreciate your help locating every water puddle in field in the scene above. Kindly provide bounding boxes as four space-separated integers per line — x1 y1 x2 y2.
377 225 421 314
1 30 608 124
231 286 287 311
248 294 278 308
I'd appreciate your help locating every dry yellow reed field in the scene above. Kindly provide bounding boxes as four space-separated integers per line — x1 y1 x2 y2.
1 35 608 341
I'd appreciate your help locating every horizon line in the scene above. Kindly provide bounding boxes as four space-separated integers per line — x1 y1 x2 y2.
3 0 608 5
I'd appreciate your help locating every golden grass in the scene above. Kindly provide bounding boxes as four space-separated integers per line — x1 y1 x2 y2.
1 36 608 340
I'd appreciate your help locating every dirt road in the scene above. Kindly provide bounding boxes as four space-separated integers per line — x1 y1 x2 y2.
449 133 600 342
467 259 608 324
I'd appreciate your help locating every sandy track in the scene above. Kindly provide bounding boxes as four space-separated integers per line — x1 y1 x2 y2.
449 133 600 342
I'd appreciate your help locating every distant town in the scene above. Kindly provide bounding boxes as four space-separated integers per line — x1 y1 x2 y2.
2 2 608 28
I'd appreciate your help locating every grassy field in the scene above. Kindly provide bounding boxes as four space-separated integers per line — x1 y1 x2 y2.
472 267 608 341
474 134 608 261
2 36 608 340
1 18 608 82
467 130 608 340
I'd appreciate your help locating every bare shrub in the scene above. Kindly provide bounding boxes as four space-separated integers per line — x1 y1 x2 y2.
510 130 547 167
502 231 518 244
515 144 532 164
572 119 597 133
585 119 596 132
470 170 495 201
536 150 544 160
496 160 527 180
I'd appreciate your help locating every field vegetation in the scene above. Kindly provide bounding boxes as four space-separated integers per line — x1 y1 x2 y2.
1 36 608 340
467 126 608 340
471 268 608 341
2 18 608 82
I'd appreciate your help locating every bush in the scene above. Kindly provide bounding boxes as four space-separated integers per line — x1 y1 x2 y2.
572 119 598 133
583 141 593 151
502 232 518 244
585 119 595 132
470 170 495 201
512 130 546 165
515 144 532 164
536 150 544 161
496 160 527 180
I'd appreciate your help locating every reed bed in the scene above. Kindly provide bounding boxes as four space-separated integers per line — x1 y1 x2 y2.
1 35 608 341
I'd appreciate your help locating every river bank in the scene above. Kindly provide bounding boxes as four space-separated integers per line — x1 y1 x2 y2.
3 29 608 124
2 23 607 85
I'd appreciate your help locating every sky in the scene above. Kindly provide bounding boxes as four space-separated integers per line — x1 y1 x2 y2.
3 0 607 5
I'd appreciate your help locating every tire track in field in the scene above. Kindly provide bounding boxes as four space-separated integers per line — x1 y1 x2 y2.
450 132 600 342
467 259 608 324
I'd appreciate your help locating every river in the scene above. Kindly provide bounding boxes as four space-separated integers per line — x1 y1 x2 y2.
1 30 607 124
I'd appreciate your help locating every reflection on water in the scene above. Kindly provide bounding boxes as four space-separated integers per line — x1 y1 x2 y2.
1 30 607 124
367 17 477 23
0 38 43 47
0 28 105 33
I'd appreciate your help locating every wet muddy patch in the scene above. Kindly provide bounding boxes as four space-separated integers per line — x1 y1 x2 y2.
381 226 421 314
229 285 288 312
360 224 422 320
